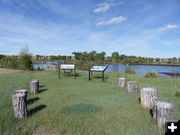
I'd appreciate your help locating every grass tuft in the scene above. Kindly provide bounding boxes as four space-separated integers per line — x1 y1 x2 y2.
60 103 103 114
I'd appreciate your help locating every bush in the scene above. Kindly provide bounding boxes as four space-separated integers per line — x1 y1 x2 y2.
75 60 91 70
125 66 135 74
144 71 158 78
175 91 180 97
19 46 32 70
0 56 19 69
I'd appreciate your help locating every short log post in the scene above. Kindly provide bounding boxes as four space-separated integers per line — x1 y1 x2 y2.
12 92 27 118
140 88 157 109
127 81 139 93
15 90 28 101
30 80 39 94
153 101 174 127
118 77 126 88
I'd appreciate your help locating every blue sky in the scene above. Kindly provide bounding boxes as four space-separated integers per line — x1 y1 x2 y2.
0 0 180 57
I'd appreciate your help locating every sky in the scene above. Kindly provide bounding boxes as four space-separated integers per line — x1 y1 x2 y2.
0 0 180 58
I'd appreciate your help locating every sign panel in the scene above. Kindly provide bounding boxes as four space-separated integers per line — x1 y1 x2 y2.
90 66 107 71
60 64 75 69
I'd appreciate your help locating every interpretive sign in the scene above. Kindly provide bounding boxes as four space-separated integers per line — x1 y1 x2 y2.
89 65 108 82
58 63 76 79
90 66 107 72
60 64 75 70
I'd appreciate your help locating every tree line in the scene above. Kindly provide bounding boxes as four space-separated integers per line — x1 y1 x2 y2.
0 50 180 70
0 47 32 70
34 51 180 65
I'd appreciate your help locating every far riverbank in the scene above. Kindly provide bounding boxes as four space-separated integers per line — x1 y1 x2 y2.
123 63 180 67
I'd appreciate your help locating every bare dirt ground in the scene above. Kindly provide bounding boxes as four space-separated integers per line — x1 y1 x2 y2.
0 68 23 74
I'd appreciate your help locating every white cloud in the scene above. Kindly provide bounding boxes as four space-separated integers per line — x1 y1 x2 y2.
93 3 110 13
156 24 178 32
93 2 123 13
97 16 127 25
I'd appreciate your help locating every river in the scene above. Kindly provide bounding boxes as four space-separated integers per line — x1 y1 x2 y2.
105 64 180 78
32 63 180 78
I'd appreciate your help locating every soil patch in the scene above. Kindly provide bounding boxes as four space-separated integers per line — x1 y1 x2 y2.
0 68 23 74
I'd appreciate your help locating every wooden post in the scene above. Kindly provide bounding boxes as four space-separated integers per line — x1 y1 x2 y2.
30 80 39 94
102 71 104 82
91 71 93 76
118 77 126 88
74 69 75 78
127 81 139 93
63 69 65 77
15 90 28 101
89 70 91 80
58 63 60 79
153 101 174 127
140 88 157 109
12 92 27 118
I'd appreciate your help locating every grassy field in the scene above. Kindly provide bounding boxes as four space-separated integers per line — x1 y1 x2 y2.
0 70 180 135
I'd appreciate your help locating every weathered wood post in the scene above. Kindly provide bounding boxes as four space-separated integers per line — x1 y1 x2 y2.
15 90 28 101
153 101 174 127
12 92 27 118
140 88 157 108
102 71 104 82
118 77 126 88
30 80 39 94
127 81 139 93
58 62 60 79
89 70 91 80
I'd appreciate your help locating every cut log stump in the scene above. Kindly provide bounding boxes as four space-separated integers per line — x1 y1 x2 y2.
12 92 27 118
118 77 126 88
140 88 157 109
127 81 139 93
15 90 28 101
153 101 174 127
30 80 39 94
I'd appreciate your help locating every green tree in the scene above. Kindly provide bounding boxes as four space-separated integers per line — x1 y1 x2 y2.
88 51 97 61
168 58 172 63
112 52 119 62
72 52 82 60
19 46 32 70
172 57 177 63
155 58 160 63
0 54 6 60
119 54 126 60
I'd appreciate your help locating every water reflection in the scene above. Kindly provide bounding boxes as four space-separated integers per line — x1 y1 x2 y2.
105 64 180 78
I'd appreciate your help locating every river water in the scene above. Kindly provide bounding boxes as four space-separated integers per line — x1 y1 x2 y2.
32 62 180 78
105 64 180 78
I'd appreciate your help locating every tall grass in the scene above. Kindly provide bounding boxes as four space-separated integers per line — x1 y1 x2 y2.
124 66 135 74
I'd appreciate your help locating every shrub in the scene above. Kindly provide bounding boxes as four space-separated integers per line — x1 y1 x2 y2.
0 56 19 69
18 46 32 70
125 66 135 74
175 91 180 97
144 71 158 78
75 60 91 70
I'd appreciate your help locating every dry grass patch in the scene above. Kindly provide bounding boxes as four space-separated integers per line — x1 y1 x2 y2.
0 68 23 74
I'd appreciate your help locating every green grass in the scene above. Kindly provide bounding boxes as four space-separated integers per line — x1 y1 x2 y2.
0 70 180 135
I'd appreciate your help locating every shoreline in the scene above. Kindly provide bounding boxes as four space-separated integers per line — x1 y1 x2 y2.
117 63 180 67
